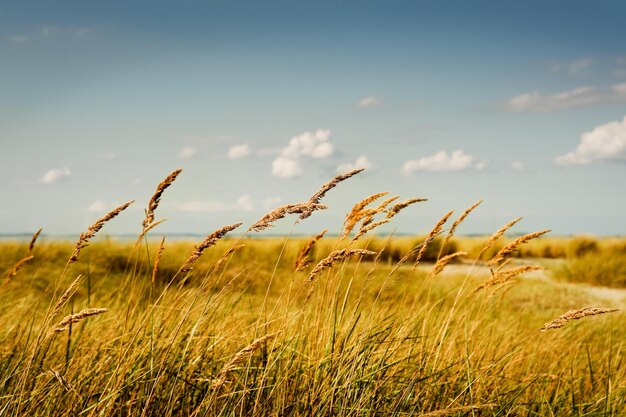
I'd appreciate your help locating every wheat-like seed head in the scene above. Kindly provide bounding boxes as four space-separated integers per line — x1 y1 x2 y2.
142 169 182 229
53 307 108 333
305 168 364 207
295 229 327 272
306 248 376 283
479 217 523 257
211 333 277 389
441 200 482 250
69 200 134 264
50 274 83 320
151 237 166 283
178 223 242 274
386 198 428 219
28 228 43 254
214 244 246 271
475 265 542 292
341 192 389 237
541 307 618 331
351 219 391 243
136 219 167 246
4 255 34 282
48 369 78 394
361 196 399 227
487 229 551 266
432 251 468 275
248 203 326 232
410 210 454 270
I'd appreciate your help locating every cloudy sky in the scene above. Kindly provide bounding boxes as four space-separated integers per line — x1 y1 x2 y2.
1 0 626 237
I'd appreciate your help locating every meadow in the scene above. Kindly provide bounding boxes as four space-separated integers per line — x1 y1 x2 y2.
1 168 625 416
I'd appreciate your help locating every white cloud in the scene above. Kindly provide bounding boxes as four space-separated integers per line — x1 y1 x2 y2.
504 84 626 112
87 200 106 213
8 26 93 44
40 167 71 184
74 28 94 38
235 194 254 211
337 155 372 173
179 147 197 159
282 130 333 159
39 26 58 38
272 157 302 178
177 195 255 213
554 116 626 166
96 152 115 160
357 96 380 108
549 58 595 76
177 200 227 213
262 197 282 210
228 144 251 159
272 129 334 178
614 69 626 79
9 35 28 44
403 150 487 174
511 161 527 172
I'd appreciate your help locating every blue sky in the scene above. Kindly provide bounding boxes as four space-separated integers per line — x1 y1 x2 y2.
1 1 626 237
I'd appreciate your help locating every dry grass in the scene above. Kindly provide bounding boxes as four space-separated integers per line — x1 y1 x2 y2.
541 307 619 331
69 200 134 263
0 168 624 416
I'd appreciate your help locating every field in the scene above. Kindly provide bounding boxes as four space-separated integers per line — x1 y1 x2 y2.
1 169 625 416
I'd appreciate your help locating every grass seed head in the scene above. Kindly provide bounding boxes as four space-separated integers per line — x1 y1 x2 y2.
178 223 242 274
541 307 619 331
142 169 182 229
70 200 134 264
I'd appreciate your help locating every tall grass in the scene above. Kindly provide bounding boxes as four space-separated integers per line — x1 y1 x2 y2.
0 169 623 416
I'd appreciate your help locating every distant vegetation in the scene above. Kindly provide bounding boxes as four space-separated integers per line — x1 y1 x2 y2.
0 169 624 416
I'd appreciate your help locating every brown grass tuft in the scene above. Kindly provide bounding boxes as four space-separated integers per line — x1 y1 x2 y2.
341 192 389 237
70 201 134 264
351 219 391 243
151 237 166 283
4 255 34 283
28 228 43 254
142 169 182 229
479 217 522 258
432 251 468 275
249 203 326 232
487 229 551 266
475 265 542 292
440 200 482 251
211 333 277 389
541 307 619 331
304 168 364 215
306 248 376 283
214 244 246 271
411 210 454 270
178 223 242 274
295 229 327 272
53 308 108 333
386 198 428 219
50 274 83 320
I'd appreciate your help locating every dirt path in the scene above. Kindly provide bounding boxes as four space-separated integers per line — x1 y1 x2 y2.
433 260 626 306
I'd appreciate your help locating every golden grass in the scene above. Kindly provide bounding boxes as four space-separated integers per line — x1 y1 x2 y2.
541 307 619 331
177 223 242 274
52 307 109 332
1 168 624 416
295 229 327 272
69 200 134 263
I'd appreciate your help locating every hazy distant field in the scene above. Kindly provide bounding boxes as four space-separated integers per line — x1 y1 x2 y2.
1 169 625 416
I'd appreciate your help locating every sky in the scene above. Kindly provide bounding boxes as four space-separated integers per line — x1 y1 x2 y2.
1 0 626 238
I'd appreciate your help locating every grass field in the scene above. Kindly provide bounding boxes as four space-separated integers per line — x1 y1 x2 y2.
1 169 625 416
